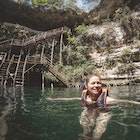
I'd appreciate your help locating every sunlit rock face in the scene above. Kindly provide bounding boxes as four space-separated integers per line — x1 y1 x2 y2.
88 0 140 23
79 8 140 79
0 0 140 31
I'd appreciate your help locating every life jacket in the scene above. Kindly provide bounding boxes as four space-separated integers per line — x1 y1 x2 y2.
81 88 108 108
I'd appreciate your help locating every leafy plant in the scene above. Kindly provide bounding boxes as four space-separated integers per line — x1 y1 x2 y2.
32 0 64 7
121 49 132 63
104 57 116 69
74 23 87 35
67 34 75 44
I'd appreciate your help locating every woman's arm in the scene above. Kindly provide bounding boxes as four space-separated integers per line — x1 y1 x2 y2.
46 97 81 101
106 96 140 105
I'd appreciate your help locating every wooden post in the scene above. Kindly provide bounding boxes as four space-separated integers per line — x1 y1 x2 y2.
59 28 63 65
42 71 45 92
1 76 3 86
41 45 45 64
51 38 55 65
51 83 54 91
7 49 11 60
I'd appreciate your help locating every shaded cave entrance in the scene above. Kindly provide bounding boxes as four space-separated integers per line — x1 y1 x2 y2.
25 71 41 87
25 71 67 88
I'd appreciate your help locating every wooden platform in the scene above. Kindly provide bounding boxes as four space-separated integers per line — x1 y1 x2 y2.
0 27 72 87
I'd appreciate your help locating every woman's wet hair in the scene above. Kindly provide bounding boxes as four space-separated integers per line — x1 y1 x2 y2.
86 73 101 83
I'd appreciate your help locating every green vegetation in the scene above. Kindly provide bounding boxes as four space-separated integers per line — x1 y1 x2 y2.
74 23 87 35
0 23 34 41
58 24 95 82
0 2 139 84
116 63 136 76
32 0 64 7
121 49 132 63
44 24 94 82
14 0 65 8
0 23 94 82
104 57 116 69
115 49 136 76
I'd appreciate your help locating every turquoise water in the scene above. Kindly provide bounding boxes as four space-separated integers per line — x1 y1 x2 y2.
0 85 140 140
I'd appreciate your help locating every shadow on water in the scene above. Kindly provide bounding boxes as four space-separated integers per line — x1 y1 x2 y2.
0 87 17 140
0 85 140 140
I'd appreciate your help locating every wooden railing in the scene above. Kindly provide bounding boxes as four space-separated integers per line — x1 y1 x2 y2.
4 54 15 86
0 52 7 68
43 57 71 87
0 53 72 87
13 52 22 85
0 26 71 87
22 54 29 85
20 55 71 87
0 26 70 47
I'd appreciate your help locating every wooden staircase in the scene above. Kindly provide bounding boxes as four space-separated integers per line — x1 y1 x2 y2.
12 53 29 86
0 52 7 68
20 55 72 87
0 54 14 86
0 54 72 87
0 52 28 86
43 57 72 87
0 61 9 85
0 26 72 87
0 52 8 85
0 26 70 47
13 53 23 86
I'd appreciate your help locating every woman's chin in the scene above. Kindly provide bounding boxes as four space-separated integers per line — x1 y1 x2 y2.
93 91 99 94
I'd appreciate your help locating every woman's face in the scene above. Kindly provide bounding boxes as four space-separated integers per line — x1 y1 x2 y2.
87 76 102 95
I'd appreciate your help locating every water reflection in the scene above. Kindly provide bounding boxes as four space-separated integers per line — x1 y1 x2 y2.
109 84 140 100
79 106 112 140
0 86 140 140
0 87 17 140
20 87 29 113
0 86 30 140
0 104 12 140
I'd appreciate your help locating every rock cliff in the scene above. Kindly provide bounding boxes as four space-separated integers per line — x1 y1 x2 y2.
0 0 140 84
0 0 140 31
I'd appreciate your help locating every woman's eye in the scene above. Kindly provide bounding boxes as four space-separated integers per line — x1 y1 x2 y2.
92 82 101 85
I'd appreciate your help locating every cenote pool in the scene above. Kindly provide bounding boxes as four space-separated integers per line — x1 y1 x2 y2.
0 85 140 140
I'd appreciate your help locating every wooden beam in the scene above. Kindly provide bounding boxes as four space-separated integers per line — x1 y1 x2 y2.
59 30 63 65
51 38 55 65
42 71 45 92
41 45 45 64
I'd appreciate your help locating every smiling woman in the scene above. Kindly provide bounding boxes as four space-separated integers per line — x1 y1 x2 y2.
46 74 140 106
81 74 108 107
81 74 140 106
